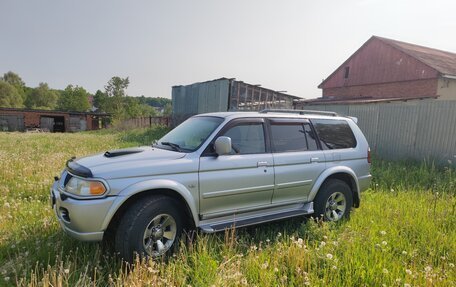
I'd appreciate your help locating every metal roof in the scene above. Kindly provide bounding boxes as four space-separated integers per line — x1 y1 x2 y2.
319 36 456 89
173 77 302 99
376 36 456 76
295 95 438 105
0 107 110 116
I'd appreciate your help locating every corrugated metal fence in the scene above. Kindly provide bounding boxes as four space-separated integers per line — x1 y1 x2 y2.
303 100 456 165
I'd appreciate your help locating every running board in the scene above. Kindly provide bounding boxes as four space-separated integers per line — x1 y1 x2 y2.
199 202 314 233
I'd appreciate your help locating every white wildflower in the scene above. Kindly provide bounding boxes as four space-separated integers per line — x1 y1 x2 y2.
326 253 333 260
64 269 69 274
405 269 412 275
381 241 387 246
382 268 389 274
380 230 386 235
402 251 407 255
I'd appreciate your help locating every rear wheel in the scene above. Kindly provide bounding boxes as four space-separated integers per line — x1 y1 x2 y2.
314 179 353 221
115 195 183 263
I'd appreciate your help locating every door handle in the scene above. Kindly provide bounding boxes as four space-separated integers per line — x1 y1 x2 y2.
257 161 268 167
310 157 320 163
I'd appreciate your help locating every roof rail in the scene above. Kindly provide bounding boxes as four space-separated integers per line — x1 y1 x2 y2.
259 109 338 117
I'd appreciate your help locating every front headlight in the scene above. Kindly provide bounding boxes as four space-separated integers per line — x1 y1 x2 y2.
65 177 107 197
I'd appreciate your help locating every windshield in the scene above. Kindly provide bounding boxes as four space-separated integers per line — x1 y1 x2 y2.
155 116 224 152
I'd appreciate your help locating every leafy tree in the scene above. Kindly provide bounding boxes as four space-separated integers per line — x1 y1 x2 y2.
105 76 129 98
2 71 25 89
58 85 91 112
117 97 156 119
103 76 130 119
137 96 172 107
0 81 23 108
25 82 58 109
163 103 172 116
93 90 108 111
1 71 26 102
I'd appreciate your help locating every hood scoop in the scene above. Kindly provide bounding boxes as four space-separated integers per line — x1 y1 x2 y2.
104 148 144 158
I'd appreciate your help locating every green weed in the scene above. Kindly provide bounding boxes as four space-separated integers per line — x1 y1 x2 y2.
0 130 454 286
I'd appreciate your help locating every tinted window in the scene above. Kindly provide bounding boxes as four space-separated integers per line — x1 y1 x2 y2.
223 123 265 154
311 119 356 149
271 123 319 152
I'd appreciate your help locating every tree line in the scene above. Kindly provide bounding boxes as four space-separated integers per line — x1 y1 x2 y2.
0 71 171 120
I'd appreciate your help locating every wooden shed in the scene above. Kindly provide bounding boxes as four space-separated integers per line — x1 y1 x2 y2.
0 107 110 132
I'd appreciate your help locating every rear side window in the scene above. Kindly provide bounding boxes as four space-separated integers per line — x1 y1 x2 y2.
311 119 356 149
271 123 319 152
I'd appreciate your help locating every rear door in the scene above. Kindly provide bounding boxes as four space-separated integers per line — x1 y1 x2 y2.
199 118 274 216
270 119 326 204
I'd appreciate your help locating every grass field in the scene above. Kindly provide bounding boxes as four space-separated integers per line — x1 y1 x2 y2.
0 128 455 286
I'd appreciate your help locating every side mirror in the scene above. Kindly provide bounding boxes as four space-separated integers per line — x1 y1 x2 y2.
214 136 231 156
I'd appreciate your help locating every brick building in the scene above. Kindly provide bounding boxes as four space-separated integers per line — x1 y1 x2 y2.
315 36 456 103
0 107 110 132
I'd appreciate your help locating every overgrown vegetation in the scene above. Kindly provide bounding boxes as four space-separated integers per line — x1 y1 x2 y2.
0 129 454 286
0 71 172 120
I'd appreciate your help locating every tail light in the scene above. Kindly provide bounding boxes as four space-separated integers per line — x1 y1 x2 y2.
367 148 371 164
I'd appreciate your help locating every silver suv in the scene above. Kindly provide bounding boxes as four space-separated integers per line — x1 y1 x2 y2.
50 110 371 261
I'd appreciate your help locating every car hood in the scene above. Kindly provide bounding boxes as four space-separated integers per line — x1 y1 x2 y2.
73 146 186 178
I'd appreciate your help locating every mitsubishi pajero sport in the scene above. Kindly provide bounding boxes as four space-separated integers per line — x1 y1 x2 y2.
50 109 371 262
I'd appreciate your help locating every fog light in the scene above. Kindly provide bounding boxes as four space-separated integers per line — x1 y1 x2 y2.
59 207 70 222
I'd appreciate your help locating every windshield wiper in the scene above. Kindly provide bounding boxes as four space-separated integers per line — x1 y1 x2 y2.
160 141 182 152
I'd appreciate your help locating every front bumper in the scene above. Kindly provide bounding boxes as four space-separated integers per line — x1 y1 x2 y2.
50 181 116 242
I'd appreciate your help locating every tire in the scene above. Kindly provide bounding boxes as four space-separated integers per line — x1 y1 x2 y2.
313 179 353 222
115 195 183 263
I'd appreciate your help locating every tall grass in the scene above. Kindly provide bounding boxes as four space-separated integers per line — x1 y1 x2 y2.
0 129 454 286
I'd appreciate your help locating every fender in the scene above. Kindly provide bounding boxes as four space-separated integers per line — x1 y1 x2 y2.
100 179 199 230
308 166 360 202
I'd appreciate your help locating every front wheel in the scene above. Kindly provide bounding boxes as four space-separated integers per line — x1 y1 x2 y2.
115 195 183 262
313 179 353 221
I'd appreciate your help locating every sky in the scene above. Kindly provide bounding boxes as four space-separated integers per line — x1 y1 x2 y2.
1 0 456 99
